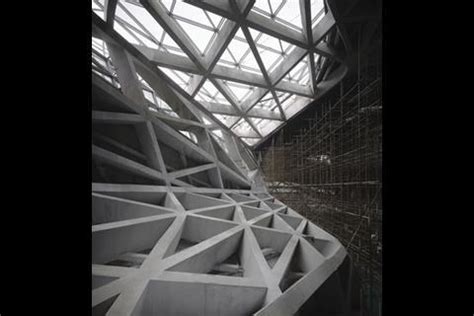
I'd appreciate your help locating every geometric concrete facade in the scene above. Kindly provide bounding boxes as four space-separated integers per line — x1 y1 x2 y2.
92 74 348 314
92 2 349 314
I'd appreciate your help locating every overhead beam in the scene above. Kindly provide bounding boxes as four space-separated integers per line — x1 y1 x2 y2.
104 0 118 25
300 0 317 95
92 111 145 124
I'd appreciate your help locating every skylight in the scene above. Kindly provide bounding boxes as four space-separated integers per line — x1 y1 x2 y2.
92 0 339 148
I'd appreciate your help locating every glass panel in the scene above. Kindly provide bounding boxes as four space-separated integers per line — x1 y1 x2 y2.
178 21 215 54
217 28 262 75
253 0 271 13
251 118 283 137
223 81 255 103
92 0 105 20
162 33 181 50
219 49 235 64
269 0 283 14
255 32 293 73
253 91 278 110
197 80 231 105
282 55 311 86
260 50 283 73
311 0 325 20
158 67 192 89
311 0 325 27
115 4 142 31
282 95 311 118
207 11 223 28
232 118 258 137
160 0 174 12
258 33 282 54
228 33 250 62
252 0 302 31
120 0 164 41
172 1 210 26
113 23 141 45
276 0 302 30
92 37 109 57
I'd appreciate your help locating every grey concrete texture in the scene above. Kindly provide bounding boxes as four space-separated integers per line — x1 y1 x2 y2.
91 0 356 313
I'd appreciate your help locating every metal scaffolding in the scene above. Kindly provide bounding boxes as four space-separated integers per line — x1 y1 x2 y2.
257 42 382 315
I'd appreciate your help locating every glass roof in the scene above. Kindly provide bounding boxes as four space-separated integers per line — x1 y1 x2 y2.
92 0 332 148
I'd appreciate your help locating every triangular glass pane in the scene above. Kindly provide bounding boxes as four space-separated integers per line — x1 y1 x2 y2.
161 0 174 12
119 0 164 42
161 33 181 51
261 50 282 73
282 95 312 118
276 92 292 105
196 80 231 105
240 52 260 72
258 33 283 54
282 55 311 86
178 21 215 54
311 0 326 27
250 118 282 137
249 28 261 40
92 0 101 11
253 0 272 14
253 30 296 74
207 11 223 28
113 23 142 46
253 92 279 111
115 2 143 32
172 1 210 26
113 0 189 57
269 0 283 13
217 28 262 76
232 118 259 138
219 49 235 64
228 29 251 62
223 80 255 103
255 34 286 73
92 0 105 20
159 66 193 90
275 0 303 30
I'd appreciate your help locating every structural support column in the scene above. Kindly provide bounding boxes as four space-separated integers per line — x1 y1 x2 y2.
106 42 147 115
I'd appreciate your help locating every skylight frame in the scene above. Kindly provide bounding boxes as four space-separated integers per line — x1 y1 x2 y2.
91 0 345 148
